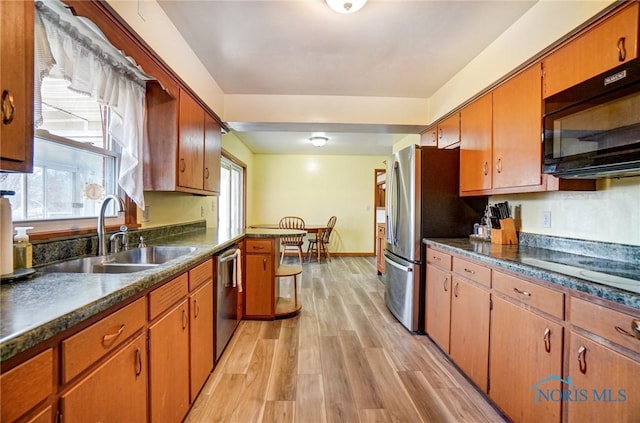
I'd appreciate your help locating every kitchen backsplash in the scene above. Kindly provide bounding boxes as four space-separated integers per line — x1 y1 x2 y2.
518 232 640 264
32 221 206 267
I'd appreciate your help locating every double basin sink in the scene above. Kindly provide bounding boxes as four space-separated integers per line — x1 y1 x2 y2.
39 246 197 274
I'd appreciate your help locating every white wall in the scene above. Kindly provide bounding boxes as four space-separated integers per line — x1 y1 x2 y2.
251 154 387 253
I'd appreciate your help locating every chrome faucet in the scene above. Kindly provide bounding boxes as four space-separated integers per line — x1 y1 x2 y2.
97 195 126 256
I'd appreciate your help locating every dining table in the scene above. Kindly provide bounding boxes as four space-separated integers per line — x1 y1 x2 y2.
248 224 329 263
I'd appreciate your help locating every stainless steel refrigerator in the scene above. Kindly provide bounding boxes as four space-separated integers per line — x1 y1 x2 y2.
384 145 485 332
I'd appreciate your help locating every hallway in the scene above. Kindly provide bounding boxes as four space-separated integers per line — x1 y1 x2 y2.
185 257 506 422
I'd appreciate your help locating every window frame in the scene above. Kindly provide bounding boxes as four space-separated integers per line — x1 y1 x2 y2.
219 151 246 230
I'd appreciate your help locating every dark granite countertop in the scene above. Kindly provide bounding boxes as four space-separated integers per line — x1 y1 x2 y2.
423 238 640 311
0 227 305 362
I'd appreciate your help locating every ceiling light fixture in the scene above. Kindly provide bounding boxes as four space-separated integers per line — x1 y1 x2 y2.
326 0 367 14
310 132 328 147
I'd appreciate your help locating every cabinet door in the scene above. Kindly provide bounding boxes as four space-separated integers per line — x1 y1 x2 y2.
460 94 492 193
190 280 214 403
437 113 460 149
178 91 204 190
0 0 34 172
245 253 274 318
149 299 190 423
425 265 452 353
566 332 640 423
543 3 639 98
492 65 543 190
61 334 147 423
449 277 490 392
203 114 221 193
490 296 563 423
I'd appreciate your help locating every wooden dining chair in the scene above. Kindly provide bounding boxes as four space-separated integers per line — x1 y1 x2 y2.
307 216 337 263
278 216 306 264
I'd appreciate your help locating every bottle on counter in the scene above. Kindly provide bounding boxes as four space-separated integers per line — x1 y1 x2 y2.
14 226 34 270
0 190 15 276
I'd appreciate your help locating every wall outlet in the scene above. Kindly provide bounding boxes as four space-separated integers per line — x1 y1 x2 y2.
542 211 551 228
200 206 205 217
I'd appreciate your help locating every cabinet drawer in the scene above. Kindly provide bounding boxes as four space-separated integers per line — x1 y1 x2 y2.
1 348 53 423
149 273 189 320
246 239 273 254
452 257 491 287
189 258 213 291
570 297 640 355
493 271 564 319
426 247 452 271
62 297 146 383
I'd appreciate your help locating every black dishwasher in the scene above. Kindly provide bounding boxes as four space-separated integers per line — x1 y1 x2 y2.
215 244 240 362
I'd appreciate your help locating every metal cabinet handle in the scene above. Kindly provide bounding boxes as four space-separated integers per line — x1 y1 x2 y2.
102 324 125 346
577 346 587 374
443 276 449 292
180 158 186 172
182 309 188 330
483 161 489 176
432 130 437 143
1 90 15 125
135 348 143 377
194 299 200 318
496 158 502 174
543 328 551 353
438 128 443 139
205 167 210 179
252 245 265 250
618 37 627 62
463 267 476 275
263 258 267 271
614 321 640 341
453 282 459 298
432 255 441 262
513 287 531 297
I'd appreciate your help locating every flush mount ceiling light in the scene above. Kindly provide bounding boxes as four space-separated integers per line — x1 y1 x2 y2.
326 0 367 14
310 132 328 147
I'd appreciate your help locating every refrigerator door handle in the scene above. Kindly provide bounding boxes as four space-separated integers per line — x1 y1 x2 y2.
384 256 413 272
387 160 400 246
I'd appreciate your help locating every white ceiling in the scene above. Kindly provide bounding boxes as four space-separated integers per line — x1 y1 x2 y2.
157 0 537 155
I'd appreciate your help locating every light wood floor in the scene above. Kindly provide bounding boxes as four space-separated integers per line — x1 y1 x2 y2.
186 257 507 423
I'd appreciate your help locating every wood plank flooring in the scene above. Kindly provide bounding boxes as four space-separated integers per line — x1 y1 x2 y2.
186 257 507 423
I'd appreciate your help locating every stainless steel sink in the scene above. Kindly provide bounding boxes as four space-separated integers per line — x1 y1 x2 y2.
39 246 197 274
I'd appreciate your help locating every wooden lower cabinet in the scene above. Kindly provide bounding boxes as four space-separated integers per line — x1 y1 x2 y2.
149 299 190 423
1 348 53 423
425 264 452 353
449 276 490 392
490 296 563 423
245 239 276 319
61 334 147 423
566 332 640 423
189 280 214 402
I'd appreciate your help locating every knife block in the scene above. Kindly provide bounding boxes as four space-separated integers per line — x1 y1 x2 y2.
491 218 518 245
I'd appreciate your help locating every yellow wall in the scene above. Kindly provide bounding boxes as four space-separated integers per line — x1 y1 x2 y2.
251 154 387 253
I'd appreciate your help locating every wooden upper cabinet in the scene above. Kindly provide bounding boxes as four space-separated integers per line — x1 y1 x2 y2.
178 91 205 191
420 113 460 149
146 87 221 195
492 64 543 190
460 93 492 194
543 2 639 98
437 113 461 149
0 0 34 172
204 114 222 193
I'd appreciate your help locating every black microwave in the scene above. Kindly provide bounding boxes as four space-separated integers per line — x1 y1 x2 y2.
543 59 640 178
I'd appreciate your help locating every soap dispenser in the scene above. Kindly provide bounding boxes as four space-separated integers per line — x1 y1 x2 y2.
14 226 34 269
0 190 14 276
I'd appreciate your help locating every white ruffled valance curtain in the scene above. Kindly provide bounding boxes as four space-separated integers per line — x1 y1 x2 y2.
34 0 153 210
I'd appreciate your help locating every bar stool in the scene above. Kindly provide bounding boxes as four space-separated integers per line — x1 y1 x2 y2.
274 264 302 318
